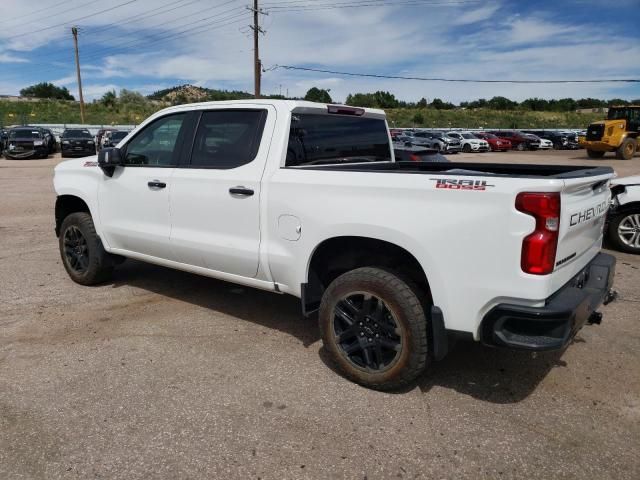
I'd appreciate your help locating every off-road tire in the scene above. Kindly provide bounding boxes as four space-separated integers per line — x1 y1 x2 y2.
59 212 114 285
607 211 640 254
616 137 637 160
587 149 606 159
319 267 429 391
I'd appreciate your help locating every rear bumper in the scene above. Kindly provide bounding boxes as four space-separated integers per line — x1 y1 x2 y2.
480 253 616 351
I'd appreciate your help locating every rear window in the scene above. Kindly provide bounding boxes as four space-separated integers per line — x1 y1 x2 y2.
9 130 42 139
286 113 391 167
63 129 92 138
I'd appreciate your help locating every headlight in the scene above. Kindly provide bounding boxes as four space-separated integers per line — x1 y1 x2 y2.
62 140 70 144
87 140 94 144
33 140 44 146
8 143 15 150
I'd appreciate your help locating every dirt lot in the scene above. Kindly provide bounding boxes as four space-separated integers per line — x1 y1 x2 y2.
1 150 639 479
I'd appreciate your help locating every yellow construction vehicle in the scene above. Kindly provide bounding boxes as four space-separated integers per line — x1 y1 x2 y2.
580 105 639 160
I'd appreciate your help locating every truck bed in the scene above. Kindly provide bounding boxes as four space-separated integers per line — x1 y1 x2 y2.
301 161 614 179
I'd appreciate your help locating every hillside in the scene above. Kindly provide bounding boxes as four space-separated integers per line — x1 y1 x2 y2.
147 84 254 103
0 98 603 128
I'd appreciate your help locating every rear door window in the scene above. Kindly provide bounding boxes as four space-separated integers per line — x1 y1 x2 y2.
286 114 391 166
189 110 267 169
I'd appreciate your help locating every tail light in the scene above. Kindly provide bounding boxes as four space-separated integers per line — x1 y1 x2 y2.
409 154 421 162
515 192 561 275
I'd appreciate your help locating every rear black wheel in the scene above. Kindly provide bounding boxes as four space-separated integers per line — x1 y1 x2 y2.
319 267 429 391
59 212 114 285
587 149 605 159
616 138 637 160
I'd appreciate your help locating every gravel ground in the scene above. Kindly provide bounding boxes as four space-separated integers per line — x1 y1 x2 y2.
1 149 639 480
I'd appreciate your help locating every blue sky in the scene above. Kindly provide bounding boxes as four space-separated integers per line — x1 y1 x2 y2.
1 0 639 103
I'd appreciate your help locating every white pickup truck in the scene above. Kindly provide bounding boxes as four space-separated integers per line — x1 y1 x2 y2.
54 100 617 390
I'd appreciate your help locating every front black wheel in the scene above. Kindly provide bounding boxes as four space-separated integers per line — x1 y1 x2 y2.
319 267 429 391
59 212 114 285
608 211 640 254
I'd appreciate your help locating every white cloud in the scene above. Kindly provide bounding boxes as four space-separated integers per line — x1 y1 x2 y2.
452 3 500 25
0 0 637 103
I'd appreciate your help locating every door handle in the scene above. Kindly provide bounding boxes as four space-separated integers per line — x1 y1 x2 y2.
148 180 166 189
229 186 254 197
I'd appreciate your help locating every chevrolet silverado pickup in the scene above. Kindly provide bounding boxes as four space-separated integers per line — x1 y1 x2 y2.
54 100 617 390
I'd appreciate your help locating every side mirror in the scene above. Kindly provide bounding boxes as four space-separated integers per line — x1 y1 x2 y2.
97 147 123 177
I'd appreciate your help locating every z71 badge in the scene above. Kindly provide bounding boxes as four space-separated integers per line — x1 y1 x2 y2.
430 178 495 191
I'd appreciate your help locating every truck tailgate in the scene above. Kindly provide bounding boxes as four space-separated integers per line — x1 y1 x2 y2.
555 174 613 278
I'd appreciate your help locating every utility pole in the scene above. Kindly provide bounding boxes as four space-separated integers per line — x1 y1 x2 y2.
71 26 85 123
248 1 267 98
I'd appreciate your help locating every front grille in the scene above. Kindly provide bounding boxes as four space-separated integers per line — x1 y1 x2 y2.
586 124 604 141
13 141 35 150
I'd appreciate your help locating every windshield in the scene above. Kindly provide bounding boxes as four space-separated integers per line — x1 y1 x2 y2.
9 130 41 139
286 113 391 166
462 133 476 139
63 129 92 138
111 132 128 141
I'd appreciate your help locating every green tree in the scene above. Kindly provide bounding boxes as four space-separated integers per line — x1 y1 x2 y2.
20 82 74 100
100 90 117 108
416 97 428 108
429 98 455 110
119 88 147 105
412 112 424 124
345 93 377 108
304 87 332 103
487 96 517 110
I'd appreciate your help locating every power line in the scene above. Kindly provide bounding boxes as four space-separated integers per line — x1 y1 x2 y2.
271 65 640 84
13 3 247 70
262 0 480 11
3 0 141 41
0 0 83 26
5 16 250 84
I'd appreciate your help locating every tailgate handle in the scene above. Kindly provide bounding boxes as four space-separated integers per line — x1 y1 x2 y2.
147 180 166 189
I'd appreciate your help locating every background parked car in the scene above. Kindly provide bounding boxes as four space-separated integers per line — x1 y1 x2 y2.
40 127 57 154
524 130 579 150
389 128 403 140
393 142 449 162
608 176 640 254
524 133 552 150
423 131 461 153
4 127 49 159
101 130 129 149
397 130 447 152
488 130 540 151
60 129 96 158
0 129 8 152
474 132 511 151
95 128 117 150
446 131 489 152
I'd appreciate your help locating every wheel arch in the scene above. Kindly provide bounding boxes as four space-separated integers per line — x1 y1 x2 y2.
302 235 432 316
55 195 92 237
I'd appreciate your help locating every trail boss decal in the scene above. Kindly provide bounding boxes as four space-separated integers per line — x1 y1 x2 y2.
430 178 495 191
569 201 608 227
83 161 98 167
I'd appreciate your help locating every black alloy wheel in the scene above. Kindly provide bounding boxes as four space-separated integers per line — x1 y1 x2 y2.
332 293 402 372
63 225 90 274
